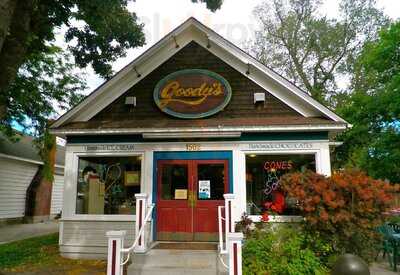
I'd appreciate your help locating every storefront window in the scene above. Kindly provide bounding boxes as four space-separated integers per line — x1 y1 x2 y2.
245 154 315 216
76 156 141 215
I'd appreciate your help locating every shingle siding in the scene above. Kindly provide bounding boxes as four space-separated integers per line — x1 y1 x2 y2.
92 41 301 124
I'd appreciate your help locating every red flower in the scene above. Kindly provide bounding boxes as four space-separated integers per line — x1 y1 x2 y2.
261 212 269 222
264 191 286 214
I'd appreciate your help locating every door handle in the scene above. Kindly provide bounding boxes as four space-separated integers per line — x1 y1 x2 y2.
188 191 192 207
192 192 196 208
188 191 196 208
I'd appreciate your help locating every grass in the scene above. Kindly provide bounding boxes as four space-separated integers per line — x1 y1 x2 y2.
0 233 106 274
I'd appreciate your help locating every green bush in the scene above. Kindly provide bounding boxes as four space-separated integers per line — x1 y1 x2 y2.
242 225 328 275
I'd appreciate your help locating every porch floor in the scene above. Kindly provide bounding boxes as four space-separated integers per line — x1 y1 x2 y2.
128 244 227 275
153 242 218 250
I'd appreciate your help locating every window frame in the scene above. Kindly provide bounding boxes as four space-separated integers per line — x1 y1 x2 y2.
244 151 318 223
69 151 145 221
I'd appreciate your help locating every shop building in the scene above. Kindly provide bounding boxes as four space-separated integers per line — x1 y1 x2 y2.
50 18 349 259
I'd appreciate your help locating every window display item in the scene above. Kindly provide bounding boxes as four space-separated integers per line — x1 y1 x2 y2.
87 175 105 214
125 171 140 186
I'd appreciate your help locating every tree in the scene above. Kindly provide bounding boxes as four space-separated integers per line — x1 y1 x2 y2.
191 0 223 12
0 0 222 126
2 45 86 136
249 0 387 105
334 22 400 183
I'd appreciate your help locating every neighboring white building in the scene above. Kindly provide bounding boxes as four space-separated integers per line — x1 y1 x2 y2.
50 18 350 259
0 133 65 223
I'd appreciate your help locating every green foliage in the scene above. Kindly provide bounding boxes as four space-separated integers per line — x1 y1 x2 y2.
387 215 400 225
249 0 388 106
4 46 85 134
0 0 223 137
302 230 337 267
64 0 145 78
191 0 223 12
334 21 400 183
243 225 328 275
279 170 398 262
0 233 58 268
2 45 83 176
5 0 145 80
35 128 56 182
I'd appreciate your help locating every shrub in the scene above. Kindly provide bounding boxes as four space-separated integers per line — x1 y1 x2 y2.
279 169 398 262
242 224 327 275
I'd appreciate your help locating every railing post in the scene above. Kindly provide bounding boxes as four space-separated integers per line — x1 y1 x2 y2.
223 194 235 235
228 232 243 275
106 230 126 275
134 193 148 253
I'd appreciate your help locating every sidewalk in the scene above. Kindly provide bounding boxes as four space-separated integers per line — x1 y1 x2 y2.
0 221 59 244
370 262 399 275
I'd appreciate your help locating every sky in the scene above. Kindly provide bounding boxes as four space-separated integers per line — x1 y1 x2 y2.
59 0 400 98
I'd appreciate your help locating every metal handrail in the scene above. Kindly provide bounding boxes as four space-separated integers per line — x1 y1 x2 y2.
120 203 155 266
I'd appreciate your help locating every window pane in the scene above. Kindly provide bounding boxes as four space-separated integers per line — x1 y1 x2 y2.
76 156 141 214
245 154 315 215
161 164 188 200
197 163 224 200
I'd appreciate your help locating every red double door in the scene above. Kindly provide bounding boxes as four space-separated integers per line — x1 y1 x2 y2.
156 159 228 241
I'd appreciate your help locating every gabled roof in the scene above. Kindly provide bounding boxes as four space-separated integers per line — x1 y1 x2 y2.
0 133 65 167
51 17 349 131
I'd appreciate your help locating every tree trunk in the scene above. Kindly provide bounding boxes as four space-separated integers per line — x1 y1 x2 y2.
0 0 16 52
0 0 34 121
24 133 56 222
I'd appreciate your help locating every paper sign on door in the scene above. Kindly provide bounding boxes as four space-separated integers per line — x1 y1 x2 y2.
175 189 188 200
198 180 211 199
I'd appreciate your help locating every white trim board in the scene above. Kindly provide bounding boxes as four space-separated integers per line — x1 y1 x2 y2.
51 17 349 129
52 124 347 136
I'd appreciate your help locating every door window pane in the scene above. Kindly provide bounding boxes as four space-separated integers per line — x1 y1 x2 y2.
76 156 141 215
197 163 225 200
161 164 189 200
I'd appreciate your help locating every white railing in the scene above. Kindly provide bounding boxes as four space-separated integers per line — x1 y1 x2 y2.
106 193 154 275
120 203 155 265
218 205 227 254
218 194 244 275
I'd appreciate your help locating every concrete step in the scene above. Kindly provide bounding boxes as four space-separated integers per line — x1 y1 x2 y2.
128 248 228 275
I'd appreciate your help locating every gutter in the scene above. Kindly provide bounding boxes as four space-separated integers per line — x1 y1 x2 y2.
0 153 65 169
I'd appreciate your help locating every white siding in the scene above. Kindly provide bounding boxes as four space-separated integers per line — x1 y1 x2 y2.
50 174 64 215
0 157 38 219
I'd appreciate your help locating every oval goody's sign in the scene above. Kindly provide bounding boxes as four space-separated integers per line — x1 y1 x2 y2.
153 69 232 119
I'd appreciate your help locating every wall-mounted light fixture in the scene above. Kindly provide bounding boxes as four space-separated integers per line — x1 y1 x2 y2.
254 92 266 104
125 96 136 107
